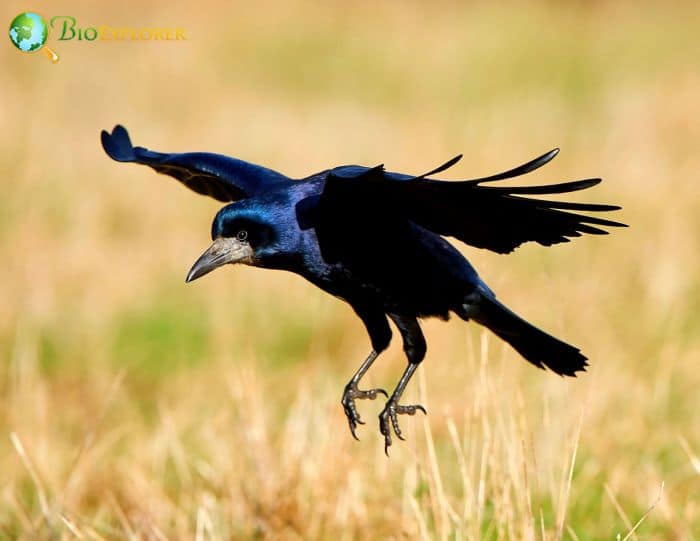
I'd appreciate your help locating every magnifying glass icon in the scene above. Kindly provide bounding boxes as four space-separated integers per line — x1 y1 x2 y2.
9 12 59 63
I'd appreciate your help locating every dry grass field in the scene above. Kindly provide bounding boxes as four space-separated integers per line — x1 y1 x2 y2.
2 1 700 539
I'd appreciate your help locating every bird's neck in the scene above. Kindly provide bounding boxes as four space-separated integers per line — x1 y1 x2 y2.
255 252 303 272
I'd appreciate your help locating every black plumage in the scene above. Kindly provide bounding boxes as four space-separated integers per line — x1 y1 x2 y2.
102 125 626 452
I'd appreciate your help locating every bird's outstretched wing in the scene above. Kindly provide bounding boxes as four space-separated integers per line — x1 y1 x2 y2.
319 149 626 254
101 125 289 202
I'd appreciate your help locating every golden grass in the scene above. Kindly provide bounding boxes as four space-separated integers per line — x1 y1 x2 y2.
1 0 700 538
0 334 607 540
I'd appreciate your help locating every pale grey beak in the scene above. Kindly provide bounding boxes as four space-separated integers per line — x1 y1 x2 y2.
186 237 254 283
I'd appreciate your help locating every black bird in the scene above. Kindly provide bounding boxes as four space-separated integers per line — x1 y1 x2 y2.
101 125 625 452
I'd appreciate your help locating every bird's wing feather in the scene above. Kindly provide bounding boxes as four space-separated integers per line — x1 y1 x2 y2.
314 164 394 264
101 125 289 202
320 150 626 254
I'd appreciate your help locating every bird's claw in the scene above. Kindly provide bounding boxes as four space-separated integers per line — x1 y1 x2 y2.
379 401 427 455
341 384 388 440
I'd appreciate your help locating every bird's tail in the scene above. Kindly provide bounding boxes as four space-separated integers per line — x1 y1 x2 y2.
469 293 588 376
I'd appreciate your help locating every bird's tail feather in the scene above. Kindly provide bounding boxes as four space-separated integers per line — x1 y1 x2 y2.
472 294 588 376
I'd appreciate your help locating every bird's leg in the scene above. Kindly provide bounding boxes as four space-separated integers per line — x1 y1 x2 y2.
341 350 388 440
378 362 426 454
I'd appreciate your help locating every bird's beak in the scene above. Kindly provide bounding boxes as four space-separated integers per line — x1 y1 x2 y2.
186 237 254 283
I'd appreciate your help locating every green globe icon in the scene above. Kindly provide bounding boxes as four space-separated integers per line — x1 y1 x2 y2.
9 12 58 62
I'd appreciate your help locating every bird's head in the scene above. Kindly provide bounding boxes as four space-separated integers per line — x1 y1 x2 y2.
186 203 288 283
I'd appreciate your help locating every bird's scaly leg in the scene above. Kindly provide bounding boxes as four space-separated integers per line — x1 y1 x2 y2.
379 362 426 454
341 350 388 440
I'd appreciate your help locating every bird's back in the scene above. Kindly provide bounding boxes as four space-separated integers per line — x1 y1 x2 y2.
294 194 481 319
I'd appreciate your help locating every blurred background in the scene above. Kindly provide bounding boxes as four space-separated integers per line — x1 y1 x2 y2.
2 0 699 538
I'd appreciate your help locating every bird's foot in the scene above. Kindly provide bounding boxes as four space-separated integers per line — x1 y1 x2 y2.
341 384 388 440
379 400 427 455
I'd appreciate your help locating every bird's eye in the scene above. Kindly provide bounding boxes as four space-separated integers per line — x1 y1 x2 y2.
236 230 248 242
